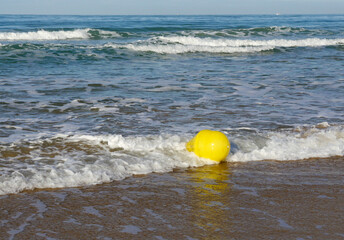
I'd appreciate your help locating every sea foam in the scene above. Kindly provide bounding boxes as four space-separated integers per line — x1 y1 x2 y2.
1 124 344 195
230 124 344 161
0 29 91 41
107 36 344 54
0 134 213 195
158 36 344 48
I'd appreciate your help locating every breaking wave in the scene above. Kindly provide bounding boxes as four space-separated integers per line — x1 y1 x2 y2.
230 123 344 162
0 29 121 41
1 124 344 195
106 36 344 54
0 29 91 41
1 27 343 55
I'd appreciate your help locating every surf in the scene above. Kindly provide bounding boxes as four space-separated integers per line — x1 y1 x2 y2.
1 124 344 195
106 36 344 54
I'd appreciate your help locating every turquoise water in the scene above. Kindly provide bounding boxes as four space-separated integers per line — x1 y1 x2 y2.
0 15 344 194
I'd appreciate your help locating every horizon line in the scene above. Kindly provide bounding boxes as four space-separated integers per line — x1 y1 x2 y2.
1 13 343 16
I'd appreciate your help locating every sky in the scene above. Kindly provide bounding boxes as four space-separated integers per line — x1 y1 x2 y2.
0 0 343 15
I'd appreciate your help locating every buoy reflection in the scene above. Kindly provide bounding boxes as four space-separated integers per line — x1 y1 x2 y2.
188 162 232 234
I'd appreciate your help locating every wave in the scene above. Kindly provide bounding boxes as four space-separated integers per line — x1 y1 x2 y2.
109 43 274 54
230 123 344 161
158 36 344 48
106 36 344 54
0 25 335 41
0 29 91 41
1 123 344 195
0 29 121 41
1 27 343 55
0 134 213 195
181 26 326 38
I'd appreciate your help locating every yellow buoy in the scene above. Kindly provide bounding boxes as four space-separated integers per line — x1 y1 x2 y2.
186 129 230 162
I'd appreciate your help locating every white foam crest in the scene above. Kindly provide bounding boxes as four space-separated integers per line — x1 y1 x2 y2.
182 26 308 37
159 36 344 48
106 36 344 54
0 134 213 195
230 125 344 162
2 125 344 195
97 29 121 38
266 26 301 33
107 42 273 54
0 29 91 41
148 86 187 92
69 134 191 153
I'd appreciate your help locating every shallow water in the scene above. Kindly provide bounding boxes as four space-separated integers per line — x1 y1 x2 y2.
1 158 343 239
1 15 344 195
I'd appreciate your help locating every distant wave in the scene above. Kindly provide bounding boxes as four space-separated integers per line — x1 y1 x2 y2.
181 26 324 38
0 26 336 42
0 29 120 41
106 36 344 54
1 29 343 55
158 36 344 48
108 43 274 54
0 29 91 40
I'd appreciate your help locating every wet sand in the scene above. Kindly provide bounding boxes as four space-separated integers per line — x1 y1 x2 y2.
1 157 343 240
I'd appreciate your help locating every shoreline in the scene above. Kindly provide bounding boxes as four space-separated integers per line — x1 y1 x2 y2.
1 157 343 239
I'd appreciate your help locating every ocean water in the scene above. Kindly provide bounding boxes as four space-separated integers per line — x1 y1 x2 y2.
0 14 344 195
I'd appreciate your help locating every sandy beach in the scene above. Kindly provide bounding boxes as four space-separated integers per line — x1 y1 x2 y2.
1 157 343 240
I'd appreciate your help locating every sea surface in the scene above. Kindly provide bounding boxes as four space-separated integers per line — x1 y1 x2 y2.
1 14 344 239
0 14 344 195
